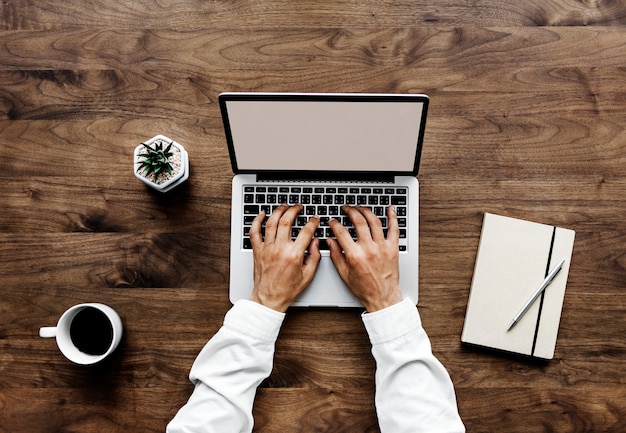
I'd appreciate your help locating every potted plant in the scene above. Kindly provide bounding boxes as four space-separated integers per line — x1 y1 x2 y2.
134 135 189 192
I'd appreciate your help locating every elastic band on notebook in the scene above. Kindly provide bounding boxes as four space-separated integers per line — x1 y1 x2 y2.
531 226 557 357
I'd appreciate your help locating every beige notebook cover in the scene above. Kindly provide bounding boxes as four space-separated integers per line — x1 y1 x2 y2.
461 213 575 359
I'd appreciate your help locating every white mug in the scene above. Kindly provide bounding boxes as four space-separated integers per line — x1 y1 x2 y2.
39 303 123 365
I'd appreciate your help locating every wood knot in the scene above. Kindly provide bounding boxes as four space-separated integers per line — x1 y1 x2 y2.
65 210 121 232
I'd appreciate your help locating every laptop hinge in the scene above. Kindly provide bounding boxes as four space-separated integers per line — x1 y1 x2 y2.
256 171 396 183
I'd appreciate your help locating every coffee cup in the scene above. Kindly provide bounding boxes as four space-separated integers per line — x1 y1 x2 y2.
39 303 123 365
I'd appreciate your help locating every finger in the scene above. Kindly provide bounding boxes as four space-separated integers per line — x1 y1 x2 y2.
294 215 319 251
302 237 322 280
343 206 373 242
249 211 266 250
264 204 288 243
327 237 349 278
275 204 303 241
357 206 385 242
386 205 399 243
329 217 355 252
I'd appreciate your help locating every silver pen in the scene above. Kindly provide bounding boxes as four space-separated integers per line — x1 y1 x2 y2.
507 259 566 331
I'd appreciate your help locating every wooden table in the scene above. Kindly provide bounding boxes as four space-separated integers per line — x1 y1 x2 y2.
1 2 625 432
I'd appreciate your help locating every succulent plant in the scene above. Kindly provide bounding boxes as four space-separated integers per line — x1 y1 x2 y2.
136 139 174 182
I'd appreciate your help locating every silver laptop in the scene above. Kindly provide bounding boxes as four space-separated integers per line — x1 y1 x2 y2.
219 92 429 307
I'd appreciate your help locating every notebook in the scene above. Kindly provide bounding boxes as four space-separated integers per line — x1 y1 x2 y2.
219 92 429 307
461 213 575 359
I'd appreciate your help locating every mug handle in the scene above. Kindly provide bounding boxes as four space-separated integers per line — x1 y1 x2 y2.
39 327 57 338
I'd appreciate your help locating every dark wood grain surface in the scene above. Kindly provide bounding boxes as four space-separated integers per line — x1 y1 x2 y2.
1 1 625 432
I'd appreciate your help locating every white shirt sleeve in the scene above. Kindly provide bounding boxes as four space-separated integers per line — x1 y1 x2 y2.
167 298 464 433
362 298 465 433
166 299 285 433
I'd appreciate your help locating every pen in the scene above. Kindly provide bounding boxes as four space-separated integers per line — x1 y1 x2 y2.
507 259 566 331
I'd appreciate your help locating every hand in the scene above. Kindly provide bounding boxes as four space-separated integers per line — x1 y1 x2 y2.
249 204 322 312
327 206 403 312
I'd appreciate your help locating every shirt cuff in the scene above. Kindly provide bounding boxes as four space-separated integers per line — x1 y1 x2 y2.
223 299 286 343
361 297 422 346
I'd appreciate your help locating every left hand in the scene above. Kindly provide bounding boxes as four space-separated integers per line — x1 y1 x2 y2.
249 204 322 312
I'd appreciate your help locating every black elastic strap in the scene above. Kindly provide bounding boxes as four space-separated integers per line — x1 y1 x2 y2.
530 226 557 357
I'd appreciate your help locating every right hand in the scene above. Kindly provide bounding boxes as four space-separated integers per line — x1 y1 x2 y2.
327 206 403 312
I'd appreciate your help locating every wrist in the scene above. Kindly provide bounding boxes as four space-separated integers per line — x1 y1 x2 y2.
250 291 291 313
361 289 403 313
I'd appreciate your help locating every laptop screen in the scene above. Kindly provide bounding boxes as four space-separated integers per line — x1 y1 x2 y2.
220 93 428 176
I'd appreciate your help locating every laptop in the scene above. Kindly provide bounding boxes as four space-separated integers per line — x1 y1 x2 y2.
219 92 429 307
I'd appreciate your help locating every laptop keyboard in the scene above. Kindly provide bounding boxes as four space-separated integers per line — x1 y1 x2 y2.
242 184 408 251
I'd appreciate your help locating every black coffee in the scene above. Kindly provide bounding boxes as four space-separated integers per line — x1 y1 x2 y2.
69 307 114 355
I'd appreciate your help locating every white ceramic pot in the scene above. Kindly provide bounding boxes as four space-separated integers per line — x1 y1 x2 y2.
134 134 189 192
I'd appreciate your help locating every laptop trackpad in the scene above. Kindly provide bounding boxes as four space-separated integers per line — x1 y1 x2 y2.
292 256 360 307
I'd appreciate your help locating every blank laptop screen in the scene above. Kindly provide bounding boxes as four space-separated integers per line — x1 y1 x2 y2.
223 95 427 174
